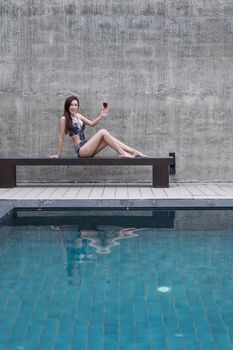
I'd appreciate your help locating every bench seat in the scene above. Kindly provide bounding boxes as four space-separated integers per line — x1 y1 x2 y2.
0 153 175 188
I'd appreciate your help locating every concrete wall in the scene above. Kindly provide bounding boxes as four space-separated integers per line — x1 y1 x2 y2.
1 0 233 183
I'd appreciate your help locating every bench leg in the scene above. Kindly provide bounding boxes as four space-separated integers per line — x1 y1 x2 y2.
0 164 16 188
152 165 169 188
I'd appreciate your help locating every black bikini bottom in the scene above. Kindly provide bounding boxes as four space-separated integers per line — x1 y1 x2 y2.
75 140 87 157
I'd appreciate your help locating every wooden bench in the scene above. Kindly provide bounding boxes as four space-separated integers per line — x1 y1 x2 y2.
0 153 175 188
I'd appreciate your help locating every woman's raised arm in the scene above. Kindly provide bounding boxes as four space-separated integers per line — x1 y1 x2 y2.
79 106 109 127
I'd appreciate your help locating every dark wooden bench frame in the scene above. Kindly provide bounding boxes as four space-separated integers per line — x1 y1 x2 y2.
0 153 175 188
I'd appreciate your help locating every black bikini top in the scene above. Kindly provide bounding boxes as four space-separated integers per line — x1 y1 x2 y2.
69 120 86 140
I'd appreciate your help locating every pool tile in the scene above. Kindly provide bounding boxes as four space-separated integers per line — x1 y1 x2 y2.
103 336 118 350
55 343 72 350
118 326 134 338
166 333 184 350
212 336 233 350
37 336 56 350
150 334 166 347
226 327 233 341
179 319 194 330
163 316 178 329
182 334 199 348
1 340 25 350
89 312 105 324
224 318 233 328
71 339 86 350
104 320 118 328
199 340 220 350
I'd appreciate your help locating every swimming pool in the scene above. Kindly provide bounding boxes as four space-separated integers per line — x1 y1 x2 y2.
1 208 233 350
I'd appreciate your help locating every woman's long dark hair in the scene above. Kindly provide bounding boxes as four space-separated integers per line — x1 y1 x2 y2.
64 96 80 133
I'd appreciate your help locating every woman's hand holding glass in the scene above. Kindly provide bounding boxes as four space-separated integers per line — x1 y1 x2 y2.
101 102 109 117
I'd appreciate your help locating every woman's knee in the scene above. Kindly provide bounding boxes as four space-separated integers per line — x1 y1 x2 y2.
98 128 110 136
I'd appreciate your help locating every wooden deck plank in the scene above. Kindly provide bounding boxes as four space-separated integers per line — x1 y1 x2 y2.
1 187 41 199
224 183 233 191
115 185 128 199
52 186 74 199
21 187 47 199
76 186 93 198
89 186 105 199
183 183 207 196
163 186 186 198
0 187 29 199
0 187 30 199
215 183 233 195
127 185 141 199
46 186 69 199
139 186 154 199
150 187 167 199
164 184 193 198
37 187 59 199
0 188 12 195
102 185 116 199
170 183 194 198
63 186 83 199
206 184 230 197
9 187 35 199
178 183 194 197
196 184 219 196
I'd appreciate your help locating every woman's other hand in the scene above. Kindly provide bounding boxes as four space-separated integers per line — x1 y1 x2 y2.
48 155 60 159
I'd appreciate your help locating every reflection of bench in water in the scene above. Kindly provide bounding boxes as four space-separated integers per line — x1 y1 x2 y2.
8 209 175 229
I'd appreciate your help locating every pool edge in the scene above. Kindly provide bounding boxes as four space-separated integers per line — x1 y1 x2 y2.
0 202 15 221
1 198 233 210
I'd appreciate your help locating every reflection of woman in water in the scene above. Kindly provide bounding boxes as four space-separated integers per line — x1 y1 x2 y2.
60 226 144 281
81 226 144 254
66 236 86 277
65 232 95 279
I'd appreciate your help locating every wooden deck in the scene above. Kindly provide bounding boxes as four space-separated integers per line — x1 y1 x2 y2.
1 183 233 208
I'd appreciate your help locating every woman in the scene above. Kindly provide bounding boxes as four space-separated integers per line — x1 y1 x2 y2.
49 95 147 158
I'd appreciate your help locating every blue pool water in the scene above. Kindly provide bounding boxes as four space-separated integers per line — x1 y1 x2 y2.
1 209 233 350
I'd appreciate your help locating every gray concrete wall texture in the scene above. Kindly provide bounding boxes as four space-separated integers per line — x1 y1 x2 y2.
0 1 233 183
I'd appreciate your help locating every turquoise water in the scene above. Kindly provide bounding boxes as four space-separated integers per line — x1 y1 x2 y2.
1 209 233 350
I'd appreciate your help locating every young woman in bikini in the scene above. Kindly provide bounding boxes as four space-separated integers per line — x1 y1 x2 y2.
49 95 147 159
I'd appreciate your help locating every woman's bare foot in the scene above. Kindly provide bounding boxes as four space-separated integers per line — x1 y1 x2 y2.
133 151 148 158
118 152 134 158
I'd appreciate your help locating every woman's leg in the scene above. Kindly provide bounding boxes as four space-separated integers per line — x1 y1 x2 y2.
91 132 146 157
79 129 134 158
111 136 147 157
91 139 108 155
